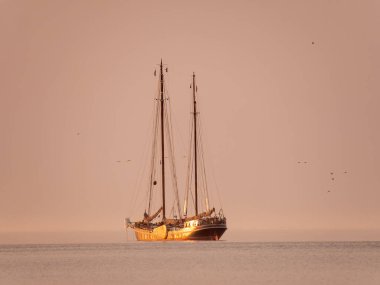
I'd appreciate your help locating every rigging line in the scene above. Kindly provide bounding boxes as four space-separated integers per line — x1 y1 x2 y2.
195 118 203 213
136 79 162 217
197 116 211 211
167 106 188 213
167 97 182 217
143 86 161 215
184 117 194 216
192 93 207 213
199 115 214 208
189 175 195 214
129 134 151 218
197 97 219 210
197 145 207 212
145 80 162 212
194 88 212 211
164 111 176 213
186 149 194 215
199 115 223 209
147 99 160 214
188 134 195 215
129 82 160 218
186 129 195 215
164 97 182 218
185 82 200 216
165 84 187 159
167 81 190 216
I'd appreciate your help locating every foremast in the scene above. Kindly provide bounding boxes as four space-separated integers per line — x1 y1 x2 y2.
160 60 166 220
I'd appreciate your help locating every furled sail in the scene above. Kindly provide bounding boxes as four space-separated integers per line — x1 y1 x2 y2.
143 207 163 223
185 208 215 221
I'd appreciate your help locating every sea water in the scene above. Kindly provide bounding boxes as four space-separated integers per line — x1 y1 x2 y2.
0 242 379 285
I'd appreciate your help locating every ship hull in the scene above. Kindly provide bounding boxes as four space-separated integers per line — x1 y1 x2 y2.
181 224 227 241
131 224 227 241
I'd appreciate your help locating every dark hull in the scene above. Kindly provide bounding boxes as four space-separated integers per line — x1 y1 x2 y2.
186 224 227 240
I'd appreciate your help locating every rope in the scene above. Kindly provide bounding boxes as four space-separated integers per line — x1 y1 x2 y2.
128 80 160 219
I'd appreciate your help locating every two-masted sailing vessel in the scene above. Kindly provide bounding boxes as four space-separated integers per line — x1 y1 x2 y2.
126 60 226 241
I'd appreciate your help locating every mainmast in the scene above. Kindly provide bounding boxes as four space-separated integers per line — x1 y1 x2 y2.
160 60 166 220
192 73 198 216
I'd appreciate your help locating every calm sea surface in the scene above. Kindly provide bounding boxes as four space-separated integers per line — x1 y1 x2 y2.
1 241 379 285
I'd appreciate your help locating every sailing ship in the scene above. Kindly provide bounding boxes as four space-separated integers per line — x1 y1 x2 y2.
125 60 226 241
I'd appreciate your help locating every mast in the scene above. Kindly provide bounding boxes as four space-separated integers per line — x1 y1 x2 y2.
192 73 198 216
160 60 166 220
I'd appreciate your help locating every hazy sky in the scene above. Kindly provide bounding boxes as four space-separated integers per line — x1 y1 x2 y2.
1 0 379 241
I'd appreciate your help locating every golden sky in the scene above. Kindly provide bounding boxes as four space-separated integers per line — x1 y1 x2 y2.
0 0 379 241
